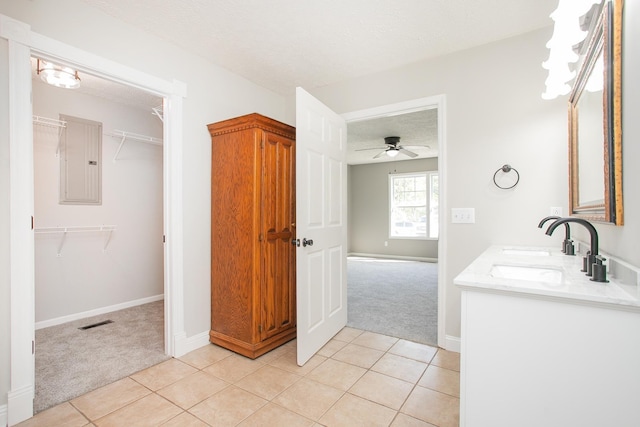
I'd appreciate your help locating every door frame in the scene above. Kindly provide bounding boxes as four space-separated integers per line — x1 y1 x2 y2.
1 14 186 424
342 94 448 349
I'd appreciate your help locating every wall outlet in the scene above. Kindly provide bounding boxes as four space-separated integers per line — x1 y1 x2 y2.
452 208 475 223
550 207 563 216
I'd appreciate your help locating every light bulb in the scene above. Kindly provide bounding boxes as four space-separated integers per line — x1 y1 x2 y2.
37 59 81 89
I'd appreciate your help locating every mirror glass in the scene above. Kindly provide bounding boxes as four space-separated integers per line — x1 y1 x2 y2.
568 0 623 225
576 50 604 207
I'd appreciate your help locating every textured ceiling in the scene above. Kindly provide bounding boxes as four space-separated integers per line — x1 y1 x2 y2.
30 58 163 113
45 0 558 164
348 109 438 165
80 0 557 96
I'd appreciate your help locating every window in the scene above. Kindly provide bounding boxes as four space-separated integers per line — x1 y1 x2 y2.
389 171 438 239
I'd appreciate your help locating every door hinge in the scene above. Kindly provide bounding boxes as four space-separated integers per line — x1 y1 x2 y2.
258 324 262 333
163 235 166 243
32 340 35 355
31 216 34 230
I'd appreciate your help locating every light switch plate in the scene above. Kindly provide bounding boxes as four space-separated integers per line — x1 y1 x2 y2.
452 208 475 223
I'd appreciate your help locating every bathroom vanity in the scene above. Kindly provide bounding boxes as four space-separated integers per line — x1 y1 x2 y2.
455 246 640 427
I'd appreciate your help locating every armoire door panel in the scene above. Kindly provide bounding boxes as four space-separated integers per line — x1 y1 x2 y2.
263 132 294 233
262 237 294 339
262 131 295 341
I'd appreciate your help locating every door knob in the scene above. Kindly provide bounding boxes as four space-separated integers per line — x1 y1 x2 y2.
302 238 314 247
291 239 300 247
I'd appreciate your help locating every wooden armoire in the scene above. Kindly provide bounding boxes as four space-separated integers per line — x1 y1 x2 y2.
207 113 296 359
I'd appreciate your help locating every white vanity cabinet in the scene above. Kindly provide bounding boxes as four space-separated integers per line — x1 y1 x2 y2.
455 246 640 427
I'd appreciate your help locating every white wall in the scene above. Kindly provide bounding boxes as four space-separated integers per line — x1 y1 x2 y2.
33 78 163 324
0 36 11 418
0 0 287 408
349 158 438 259
309 27 570 341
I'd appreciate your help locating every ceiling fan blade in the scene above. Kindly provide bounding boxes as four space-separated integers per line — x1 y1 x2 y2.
403 145 430 150
355 146 386 152
399 148 418 158
373 150 387 159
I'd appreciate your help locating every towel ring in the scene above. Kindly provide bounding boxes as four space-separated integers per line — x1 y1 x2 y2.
493 164 520 189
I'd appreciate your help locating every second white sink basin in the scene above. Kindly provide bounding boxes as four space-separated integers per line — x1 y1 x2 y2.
490 264 563 284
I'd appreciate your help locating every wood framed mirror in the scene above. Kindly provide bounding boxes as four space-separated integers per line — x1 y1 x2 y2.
568 0 623 225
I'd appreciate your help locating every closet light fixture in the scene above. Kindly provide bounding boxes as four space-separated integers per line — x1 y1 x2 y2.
541 0 601 100
37 59 81 89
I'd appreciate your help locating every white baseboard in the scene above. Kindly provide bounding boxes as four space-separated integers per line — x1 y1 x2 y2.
7 384 33 426
0 403 7 427
171 331 188 358
444 335 461 353
35 294 164 330
348 252 438 263
174 330 210 357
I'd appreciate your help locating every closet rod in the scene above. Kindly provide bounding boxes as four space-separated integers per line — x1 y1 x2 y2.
108 129 163 162
34 225 117 256
32 115 66 128
34 225 117 234
33 115 67 157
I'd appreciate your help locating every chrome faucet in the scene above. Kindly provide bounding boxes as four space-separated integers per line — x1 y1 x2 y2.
545 218 608 282
538 215 573 255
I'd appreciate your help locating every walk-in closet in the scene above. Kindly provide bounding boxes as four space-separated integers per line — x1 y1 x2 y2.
31 57 166 412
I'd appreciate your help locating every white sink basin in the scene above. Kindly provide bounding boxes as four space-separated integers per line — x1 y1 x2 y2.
502 248 550 256
490 264 563 284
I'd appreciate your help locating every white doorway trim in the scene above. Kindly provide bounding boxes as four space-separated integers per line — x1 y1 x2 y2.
1 14 186 425
342 94 449 350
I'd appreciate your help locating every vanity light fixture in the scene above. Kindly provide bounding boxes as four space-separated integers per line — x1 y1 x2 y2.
36 59 81 89
541 0 602 100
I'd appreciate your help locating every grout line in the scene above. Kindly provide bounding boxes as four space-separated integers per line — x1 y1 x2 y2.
66 401 92 425
31 330 458 426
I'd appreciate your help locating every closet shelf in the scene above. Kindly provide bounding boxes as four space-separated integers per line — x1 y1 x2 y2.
152 105 164 123
33 115 67 157
35 225 117 256
33 115 67 128
108 129 163 162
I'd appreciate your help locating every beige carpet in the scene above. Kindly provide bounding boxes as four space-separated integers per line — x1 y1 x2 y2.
34 300 170 413
347 257 438 346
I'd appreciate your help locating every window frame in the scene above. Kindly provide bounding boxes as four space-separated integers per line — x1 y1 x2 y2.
388 171 438 240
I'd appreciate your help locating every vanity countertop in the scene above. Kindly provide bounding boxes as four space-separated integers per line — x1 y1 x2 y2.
454 245 640 310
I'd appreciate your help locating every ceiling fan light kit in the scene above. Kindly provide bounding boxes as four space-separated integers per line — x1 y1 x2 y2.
357 136 423 160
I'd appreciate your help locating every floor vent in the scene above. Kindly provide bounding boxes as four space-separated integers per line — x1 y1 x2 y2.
78 320 113 330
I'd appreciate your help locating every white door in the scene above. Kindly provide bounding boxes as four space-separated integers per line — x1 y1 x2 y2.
296 87 348 366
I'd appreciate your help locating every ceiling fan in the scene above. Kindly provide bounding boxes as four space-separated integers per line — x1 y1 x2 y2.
356 136 426 159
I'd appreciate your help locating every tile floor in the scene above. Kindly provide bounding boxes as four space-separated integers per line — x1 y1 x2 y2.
17 327 460 427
